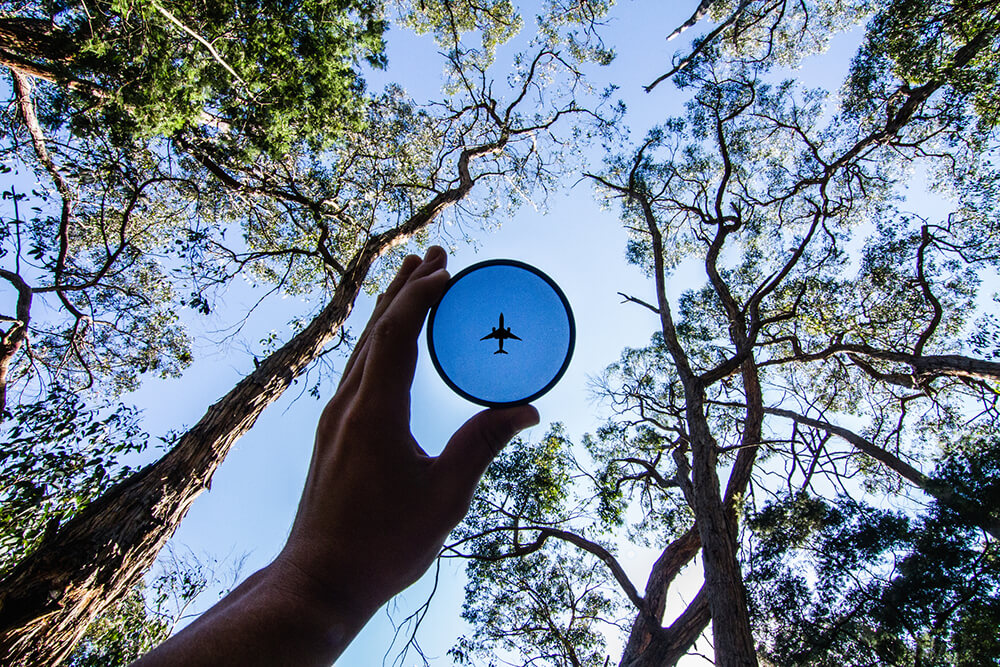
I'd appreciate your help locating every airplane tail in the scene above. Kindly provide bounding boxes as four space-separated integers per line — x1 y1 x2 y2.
494 349 508 355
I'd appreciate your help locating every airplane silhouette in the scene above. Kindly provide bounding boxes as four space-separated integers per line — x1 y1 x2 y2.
480 313 522 354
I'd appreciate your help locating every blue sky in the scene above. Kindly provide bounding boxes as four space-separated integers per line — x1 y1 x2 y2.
112 2 890 664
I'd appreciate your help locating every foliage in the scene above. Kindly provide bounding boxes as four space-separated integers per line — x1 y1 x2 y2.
747 441 1000 665
66 548 233 666
0 151 195 395
847 0 1000 135
3 0 386 157
64 585 171 667
448 426 627 665
443 2 1000 664
0 3 620 664
0 385 147 573
0 0 389 401
399 0 523 62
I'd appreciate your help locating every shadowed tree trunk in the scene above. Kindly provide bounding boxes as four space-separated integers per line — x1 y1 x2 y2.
0 269 31 418
0 179 474 666
0 19 89 90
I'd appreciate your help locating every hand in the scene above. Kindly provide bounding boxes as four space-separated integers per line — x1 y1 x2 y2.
275 245 539 626
134 247 538 666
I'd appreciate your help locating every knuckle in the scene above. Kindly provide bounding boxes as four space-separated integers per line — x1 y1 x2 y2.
371 317 397 344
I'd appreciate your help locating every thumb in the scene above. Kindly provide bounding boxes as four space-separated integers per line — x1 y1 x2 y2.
435 405 540 497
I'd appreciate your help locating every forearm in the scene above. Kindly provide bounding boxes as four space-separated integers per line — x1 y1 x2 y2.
133 558 376 667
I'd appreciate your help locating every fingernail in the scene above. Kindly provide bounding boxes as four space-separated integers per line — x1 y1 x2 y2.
424 246 446 266
513 405 540 433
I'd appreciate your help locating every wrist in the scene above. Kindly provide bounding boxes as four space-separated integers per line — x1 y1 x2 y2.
135 558 369 667
266 548 385 632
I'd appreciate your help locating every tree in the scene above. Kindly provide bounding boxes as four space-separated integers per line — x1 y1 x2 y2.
0 3 616 661
441 2 1000 665
447 425 631 665
746 436 1000 665
65 547 244 667
0 0 387 414
0 385 147 572
645 0 875 92
0 0 386 156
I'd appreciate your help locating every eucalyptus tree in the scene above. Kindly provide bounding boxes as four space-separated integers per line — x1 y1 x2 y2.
746 435 1000 664
0 3 624 664
443 4 1000 665
0 0 389 415
0 0 385 156
0 4 619 662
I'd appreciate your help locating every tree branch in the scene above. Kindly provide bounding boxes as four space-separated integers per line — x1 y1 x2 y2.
458 526 646 614
646 0 754 92
148 1 246 86
763 405 1000 540
11 71 85 326
0 268 32 417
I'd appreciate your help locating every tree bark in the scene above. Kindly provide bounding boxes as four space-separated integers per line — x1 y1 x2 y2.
0 19 101 95
688 401 757 667
0 270 32 419
620 426 763 667
599 161 760 666
782 343 1000 387
622 585 711 667
0 19 74 64
619 527 701 666
0 190 465 666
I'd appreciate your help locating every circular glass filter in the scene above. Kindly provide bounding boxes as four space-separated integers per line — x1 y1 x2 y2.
427 260 575 407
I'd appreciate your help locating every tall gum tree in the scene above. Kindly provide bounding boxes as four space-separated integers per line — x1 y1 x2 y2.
0 0 390 414
0 5 619 665
441 2 1000 665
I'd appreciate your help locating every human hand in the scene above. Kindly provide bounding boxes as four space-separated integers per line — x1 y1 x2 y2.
131 247 538 666
274 246 539 621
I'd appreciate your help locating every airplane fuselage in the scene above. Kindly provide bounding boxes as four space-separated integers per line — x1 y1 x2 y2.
481 313 521 354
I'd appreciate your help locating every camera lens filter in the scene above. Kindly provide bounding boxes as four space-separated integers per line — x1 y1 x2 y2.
427 260 575 407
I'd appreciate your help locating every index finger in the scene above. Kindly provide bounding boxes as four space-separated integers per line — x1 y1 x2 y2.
339 252 424 386
358 261 451 405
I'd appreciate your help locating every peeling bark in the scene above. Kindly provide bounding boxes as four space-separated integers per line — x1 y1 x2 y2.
0 270 32 418
688 407 756 667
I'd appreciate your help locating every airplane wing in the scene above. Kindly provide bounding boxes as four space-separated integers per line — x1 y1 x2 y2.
508 332 522 341
481 331 500 340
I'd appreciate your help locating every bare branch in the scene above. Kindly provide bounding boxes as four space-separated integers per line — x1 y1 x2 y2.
762 405 1000 540
148 1 247 86
647 0 754 92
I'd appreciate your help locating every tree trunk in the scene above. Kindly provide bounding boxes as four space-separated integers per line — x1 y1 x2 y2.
0 269 32 419
619 528 704 666
620 373 763 667
0 18 79 83
0 269 358 666
0 202 452 665
688 408 756 666
0 19 74 63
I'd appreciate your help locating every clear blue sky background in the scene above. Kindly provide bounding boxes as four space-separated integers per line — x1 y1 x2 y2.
116 2 883 663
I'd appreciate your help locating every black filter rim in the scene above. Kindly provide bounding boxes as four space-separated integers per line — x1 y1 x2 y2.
426 259 576 408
